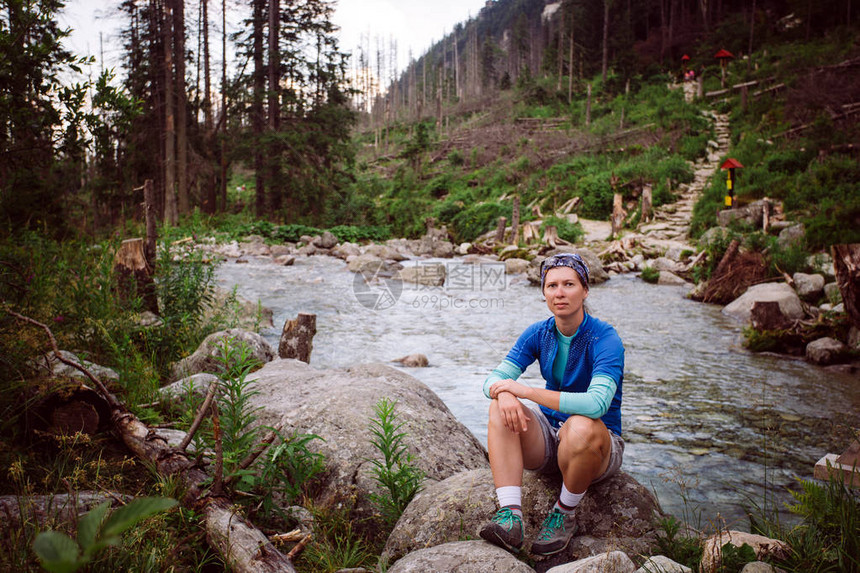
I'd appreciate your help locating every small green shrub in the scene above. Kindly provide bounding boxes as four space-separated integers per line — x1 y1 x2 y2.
367 398 424 526
541 216 584 244
654 515 703 570
450 202 512 243
640 266 660 284
448 149 465 166
33 497 177 573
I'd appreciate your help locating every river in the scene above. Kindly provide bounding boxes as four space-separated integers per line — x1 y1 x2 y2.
215 253 860 528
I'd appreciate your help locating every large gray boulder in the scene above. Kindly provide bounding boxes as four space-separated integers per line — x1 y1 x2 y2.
722 283 805 324
31 350 119 383
245 359 488 518
364 243 409 261
546 551 636 572
347 253 403 275
398 263 447 287
792 272 825 302
169 328 275 381
387 541 534 573
806 337 849 365
777 223 805 250
383 468 660 566
159 372 220 400
312 231 338 249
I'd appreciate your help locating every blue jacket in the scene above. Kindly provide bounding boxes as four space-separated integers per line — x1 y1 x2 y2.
504 315 624 435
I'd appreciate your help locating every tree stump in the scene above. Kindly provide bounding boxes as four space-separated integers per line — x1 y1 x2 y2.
833 244 860 329
522 222 540 244
278 313 317 363
114 238 158 314
641 184 653 223
511 196 521 245
544 226 560 248
750 301 790 332
611 193 625 237
494 217 507 243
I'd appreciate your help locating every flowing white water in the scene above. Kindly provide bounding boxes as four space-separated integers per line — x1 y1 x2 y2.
216 254 860 526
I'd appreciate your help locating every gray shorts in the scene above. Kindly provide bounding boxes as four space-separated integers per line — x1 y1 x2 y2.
530 407 624 484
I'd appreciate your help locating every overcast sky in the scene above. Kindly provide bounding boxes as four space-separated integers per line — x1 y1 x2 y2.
58 0 488 79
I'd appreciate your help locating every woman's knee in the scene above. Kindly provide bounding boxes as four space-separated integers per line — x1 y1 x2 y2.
558 416 606 456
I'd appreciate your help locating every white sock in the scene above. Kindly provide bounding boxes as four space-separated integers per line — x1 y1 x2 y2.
496 485 522 513
556 483 584 514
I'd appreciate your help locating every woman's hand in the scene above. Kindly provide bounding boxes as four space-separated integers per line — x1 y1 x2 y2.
495 391 530 433
489 379 532 401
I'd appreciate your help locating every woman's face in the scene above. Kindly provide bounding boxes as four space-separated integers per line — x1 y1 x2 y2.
542 266 588 320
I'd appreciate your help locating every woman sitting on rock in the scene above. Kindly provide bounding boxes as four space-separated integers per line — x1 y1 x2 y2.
479 252 625 556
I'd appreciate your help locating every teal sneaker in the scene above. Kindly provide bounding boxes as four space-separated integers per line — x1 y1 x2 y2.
479 507 524 553
530 508 577 556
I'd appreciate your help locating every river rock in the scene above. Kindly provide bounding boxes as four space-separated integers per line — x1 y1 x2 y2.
457 242 472 255
383 468 660 566
331 242 361 260
697 227 731 248
807 252 835 278
274 254 296 266
650 257 685 273
824 282 842 305
386 541 533 573
792 272 825 302
296 243 318 256
269 244 293 258
740 563 778 573
634 556 692 573
245 359 488 519
312 231 338 249
31 350 120 383
722 283 804 324
398 263 446 287
777 223 805 250
347 254 401 275
716 200 771 229
159 372 220 400
364 243 408 261
169 328 275 381
806 337 849 365
700 531 790 573
656 271 689 286
206 287 274 330
506 258 531 275
393 354 429 367
546 551 635 573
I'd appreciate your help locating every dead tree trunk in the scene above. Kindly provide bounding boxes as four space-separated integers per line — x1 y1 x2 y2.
278 313 317 363
611 193 625 237
114 238 158 314
495 217 507 243
510 196 521 245
641 184 653 223
544 225 560 248
833 244 860 329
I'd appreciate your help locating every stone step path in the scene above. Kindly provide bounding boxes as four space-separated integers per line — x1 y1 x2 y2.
634 83 730 254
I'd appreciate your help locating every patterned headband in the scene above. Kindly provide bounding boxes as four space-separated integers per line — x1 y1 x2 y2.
540 253 590 291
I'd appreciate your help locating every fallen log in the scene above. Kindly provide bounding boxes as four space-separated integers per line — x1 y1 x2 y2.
6 309 297 573
0 492 133 531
